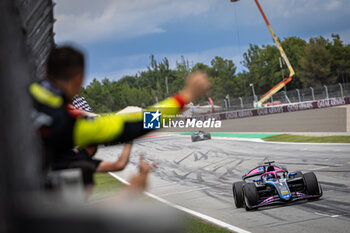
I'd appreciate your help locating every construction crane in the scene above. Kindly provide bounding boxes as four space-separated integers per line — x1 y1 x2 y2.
230 0 295 105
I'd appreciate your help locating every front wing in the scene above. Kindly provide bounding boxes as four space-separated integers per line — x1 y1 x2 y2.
252 192 322 209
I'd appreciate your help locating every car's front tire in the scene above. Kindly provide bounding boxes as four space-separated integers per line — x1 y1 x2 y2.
232 181 245 208
303 172 321 197
243 183 259 211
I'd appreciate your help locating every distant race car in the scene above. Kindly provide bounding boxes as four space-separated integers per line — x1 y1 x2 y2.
191 131 211 142
232 161 322 211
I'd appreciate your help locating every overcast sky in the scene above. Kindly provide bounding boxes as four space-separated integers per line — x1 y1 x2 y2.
54 0 350 85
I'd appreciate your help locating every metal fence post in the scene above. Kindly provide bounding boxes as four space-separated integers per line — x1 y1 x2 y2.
270 95 274 105
224 98 228 110
250 83 258 102
238 97 244 109
339 83 344 98
225 94 231 110
310 87 315 100
296 89 301 102
324 85 329 99
283 91 291 103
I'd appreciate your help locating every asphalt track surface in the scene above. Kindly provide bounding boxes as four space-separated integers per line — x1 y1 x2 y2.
96 135 350 233
159 106 349 133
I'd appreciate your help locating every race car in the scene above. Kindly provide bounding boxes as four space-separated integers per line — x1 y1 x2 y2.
191 131 211 142
232 161 322 211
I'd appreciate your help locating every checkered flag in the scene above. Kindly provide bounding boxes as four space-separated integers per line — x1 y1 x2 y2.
72 95 93 112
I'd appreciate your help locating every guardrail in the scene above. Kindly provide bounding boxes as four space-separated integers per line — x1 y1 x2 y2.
204 83 350 112
193 97 350 121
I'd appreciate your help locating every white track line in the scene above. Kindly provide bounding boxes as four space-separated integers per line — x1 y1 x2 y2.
108 172 251 233
157 187 210 197
308 166 332 171
314 212 339 218
259 140 350 146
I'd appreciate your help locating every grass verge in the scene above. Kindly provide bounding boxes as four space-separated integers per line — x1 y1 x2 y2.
89 173 232 233
263 134 350 143
88 173 124 202
184 216 231 233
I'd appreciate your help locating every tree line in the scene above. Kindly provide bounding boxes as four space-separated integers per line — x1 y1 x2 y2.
82 34 350 113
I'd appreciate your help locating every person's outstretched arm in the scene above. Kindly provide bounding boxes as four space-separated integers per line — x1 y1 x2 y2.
127 155 154 192
73 72 210 148
95 143 132 172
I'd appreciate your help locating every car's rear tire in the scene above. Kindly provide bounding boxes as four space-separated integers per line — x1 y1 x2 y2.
243 183 259 211
232 181 244 208
303 172 321 197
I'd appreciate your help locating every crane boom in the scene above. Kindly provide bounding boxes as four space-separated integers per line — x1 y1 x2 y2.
253 0 294 104
230 0 295 104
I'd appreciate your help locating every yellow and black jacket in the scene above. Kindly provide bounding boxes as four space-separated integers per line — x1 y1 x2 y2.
29 80 186 157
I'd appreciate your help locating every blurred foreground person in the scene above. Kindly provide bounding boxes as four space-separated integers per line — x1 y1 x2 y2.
29 45 210 191
59 101 135 189
30 46 210 164
53 143 133 188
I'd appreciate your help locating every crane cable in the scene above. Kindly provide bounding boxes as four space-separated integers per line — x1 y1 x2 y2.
233 2 247 94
